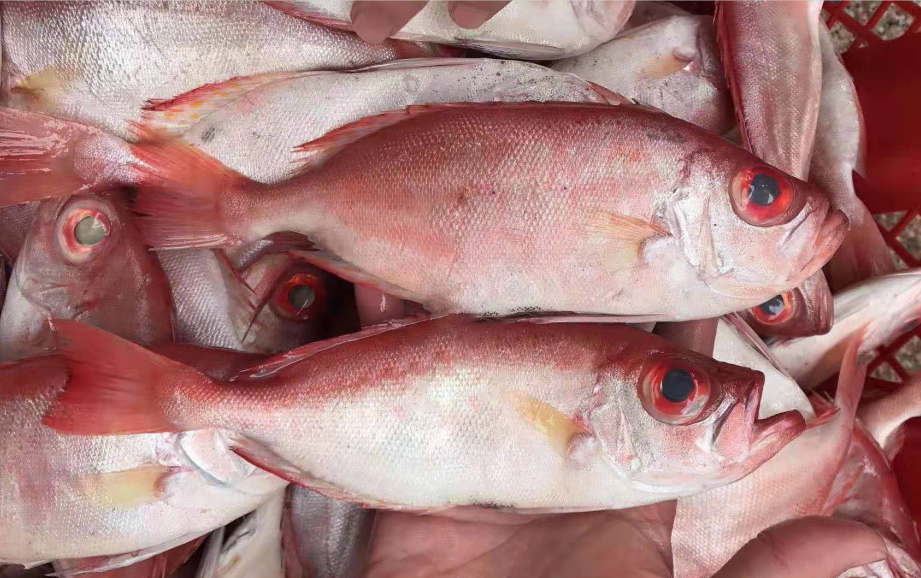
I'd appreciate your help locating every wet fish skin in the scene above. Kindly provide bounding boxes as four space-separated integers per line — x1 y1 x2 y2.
552 15 734 134
770 270 921 389
0 1 434 139
135 102 847 321
45 316 805 512
738 270 832 338
0 192 172 361
0 204 38 263
278 0 636 59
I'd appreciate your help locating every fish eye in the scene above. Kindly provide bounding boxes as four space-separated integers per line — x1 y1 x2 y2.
750 292 795 325
730 165 795 226
56 206 112 263
640 359 711 425
271 272 325 320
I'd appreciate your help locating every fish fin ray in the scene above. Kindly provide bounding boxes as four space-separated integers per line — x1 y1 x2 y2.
131 126 251 249
213 250 264 345
585 211 668 269
291 247 418 302
458 38 564 59
77 465 181 509
42 320 208 435
142 72 310 135
509 392 589 455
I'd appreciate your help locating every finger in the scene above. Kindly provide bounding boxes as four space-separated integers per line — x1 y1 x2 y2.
713 517 887 578
350 0 427 44
653 318 718 356
354 286 407 326
448 1 511 28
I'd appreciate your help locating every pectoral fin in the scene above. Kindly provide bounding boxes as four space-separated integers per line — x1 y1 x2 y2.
585 211 668 269
78 465 180 509
510 393 588 455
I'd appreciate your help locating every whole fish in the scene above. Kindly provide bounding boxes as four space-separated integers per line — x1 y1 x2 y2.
0 192 172 360
771 271 921 389
672 335 865 578
811 23 894 291
272 0 636 59
0 1 436 139
715 0 823 181
0 204 38 263
283 487 375 578
0 349 285 566
737 270 832 338
0 103 846 320
144 58 617 183
44 316 805 511
830 425 921 578
551 15 734 134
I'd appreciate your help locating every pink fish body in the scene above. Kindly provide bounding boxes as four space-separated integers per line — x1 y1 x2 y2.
129 102 847 321
45 316 805 512
860 373 921 457
0 193 172 360
552 15 734 134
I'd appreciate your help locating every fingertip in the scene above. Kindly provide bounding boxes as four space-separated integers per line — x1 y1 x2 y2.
351 1 426 44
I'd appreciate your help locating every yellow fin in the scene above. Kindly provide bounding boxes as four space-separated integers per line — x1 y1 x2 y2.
510 393 587 454
11 68 72 106
640 48 695 81
79 465 178 509
585 211 668 269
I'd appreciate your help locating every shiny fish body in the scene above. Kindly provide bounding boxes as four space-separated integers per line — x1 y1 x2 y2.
771 270 921 389
174 58 615 184
0 1 432 138
51 316 806 512
715 0 823 180
283 0 635 59
552 15 733 134
0 203 38 263
0 354 285 565
137 102 845 320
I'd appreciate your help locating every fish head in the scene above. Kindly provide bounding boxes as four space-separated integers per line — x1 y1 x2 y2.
677 154 847 303
0 192 172 359
235 252 335 354
738 271 833 338
589 335 805 490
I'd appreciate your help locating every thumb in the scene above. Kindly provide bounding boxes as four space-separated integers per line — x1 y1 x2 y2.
712 516 887 578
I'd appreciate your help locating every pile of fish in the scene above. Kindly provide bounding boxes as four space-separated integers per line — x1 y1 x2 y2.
0 1 916 577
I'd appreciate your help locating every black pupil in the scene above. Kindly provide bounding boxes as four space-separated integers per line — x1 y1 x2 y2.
759 295 785 317
748 173 780 207
286 284 315 310
661 369 695 403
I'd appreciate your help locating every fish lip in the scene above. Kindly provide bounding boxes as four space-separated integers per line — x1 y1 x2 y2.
743 374 806 451
800 210 849 279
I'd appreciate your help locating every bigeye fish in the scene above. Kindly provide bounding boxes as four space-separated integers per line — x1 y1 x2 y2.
771 270 921 389
672 335 866 578
271 0 636 59
552 15 734 134
737 270 832 338
0 1 438 139
0 193 172 361
43 315 805 511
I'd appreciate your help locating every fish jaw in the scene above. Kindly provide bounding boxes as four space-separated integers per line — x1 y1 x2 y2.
799 209 849 281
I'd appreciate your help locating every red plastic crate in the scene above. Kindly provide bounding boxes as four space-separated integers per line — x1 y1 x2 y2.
822 1 921 393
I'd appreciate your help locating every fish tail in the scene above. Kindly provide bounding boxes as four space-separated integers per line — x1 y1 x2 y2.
42 320 214 436
131 124 254 250
0 107 130 206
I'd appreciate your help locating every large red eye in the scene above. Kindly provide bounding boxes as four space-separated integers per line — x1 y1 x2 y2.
730 165 795 226
640 360 711 425
271 272 326 320
750 292 795 325
56 207 112 264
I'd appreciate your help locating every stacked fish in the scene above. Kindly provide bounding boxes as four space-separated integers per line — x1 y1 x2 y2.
0 1 914 577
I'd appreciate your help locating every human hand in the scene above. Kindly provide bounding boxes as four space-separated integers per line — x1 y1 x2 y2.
350 0 511 43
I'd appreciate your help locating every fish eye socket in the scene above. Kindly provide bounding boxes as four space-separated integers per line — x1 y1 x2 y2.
74 215 108 246
660 369 694 402
730 165 795 227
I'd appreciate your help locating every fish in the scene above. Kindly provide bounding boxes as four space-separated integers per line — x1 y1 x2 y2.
551 15 734 134
715 0 823 181
269 0 636 59
828 425 921 578
770 270 921 389
53 537 205 578
0 204 38 263
0 101 847 320
283 487 375 578
0 1 437 139
859 372 921 457
811 23 894 292
737 270 833 338
672 334 866 578
144 58 618 183
0 348 285 566
0 192 173 360
43 315 805 511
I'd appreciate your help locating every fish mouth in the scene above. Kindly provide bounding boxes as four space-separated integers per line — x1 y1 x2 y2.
747 378 807 453
800 210 849 279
